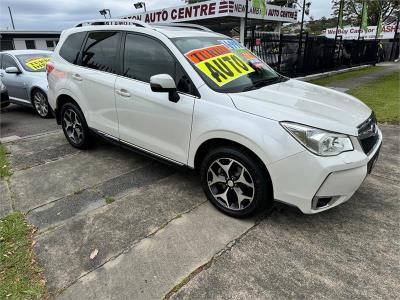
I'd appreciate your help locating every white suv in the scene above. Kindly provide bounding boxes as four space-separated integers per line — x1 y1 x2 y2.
47 20 382 217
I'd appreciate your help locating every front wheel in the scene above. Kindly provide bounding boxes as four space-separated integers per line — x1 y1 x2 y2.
200 147 272 218
32 89 52 118
61 102 92 149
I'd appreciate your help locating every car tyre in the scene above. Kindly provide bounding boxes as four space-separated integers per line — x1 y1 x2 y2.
61 102 92 149
200 147 272 218
32 89 53 118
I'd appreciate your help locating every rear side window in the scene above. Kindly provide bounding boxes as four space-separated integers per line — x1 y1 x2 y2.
123 34 197 96
81 31 121 74
59 32 86 64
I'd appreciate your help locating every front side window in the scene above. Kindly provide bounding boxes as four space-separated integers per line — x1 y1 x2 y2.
25 40 36 49
59 32 87 64
2 55 18 70
16 54 51 72
81 31 121 74
172 37 283 93
123 34 196 95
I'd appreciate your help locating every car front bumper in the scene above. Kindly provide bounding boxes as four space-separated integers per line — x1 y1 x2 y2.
268 128 383 214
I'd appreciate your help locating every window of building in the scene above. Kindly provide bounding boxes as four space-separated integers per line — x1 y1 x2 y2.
25 40 36 49
46 40 55 48
0 40 14 51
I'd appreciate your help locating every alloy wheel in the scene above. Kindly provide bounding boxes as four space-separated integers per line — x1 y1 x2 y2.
33 91 49 117
207 158 255 211
63 108 84 145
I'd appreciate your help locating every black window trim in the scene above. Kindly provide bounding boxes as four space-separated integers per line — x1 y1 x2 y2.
80 30 123 75
120 32 200 99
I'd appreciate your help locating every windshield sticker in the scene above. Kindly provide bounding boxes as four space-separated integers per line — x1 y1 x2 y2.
25 57 50 71
218 39 246 50
185 45 231 64
195 53 255 87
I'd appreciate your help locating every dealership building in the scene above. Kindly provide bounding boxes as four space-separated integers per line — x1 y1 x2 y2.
0 31 60 51
0 0 297 51
122 0 298 43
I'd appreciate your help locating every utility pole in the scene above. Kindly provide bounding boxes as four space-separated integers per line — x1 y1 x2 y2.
244 0 249 42
297 0 306 64
358 2 365 40
389 11 400 60
8 6 15 30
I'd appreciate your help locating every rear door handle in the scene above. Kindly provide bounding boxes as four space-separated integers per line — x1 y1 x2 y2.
72 74 82 81
116 89 131 98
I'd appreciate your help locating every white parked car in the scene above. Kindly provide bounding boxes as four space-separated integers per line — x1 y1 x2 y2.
47 20 382 217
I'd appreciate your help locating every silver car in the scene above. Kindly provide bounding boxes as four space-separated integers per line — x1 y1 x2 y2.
0 50 53 118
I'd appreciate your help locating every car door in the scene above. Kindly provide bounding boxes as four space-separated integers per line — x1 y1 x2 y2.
72 31 121 137
0 54 29 102
115 33 197 164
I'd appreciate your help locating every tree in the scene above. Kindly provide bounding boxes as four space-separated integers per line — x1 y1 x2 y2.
331 0 400 26
307 16 337 35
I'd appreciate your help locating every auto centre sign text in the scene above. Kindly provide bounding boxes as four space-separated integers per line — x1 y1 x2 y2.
122 0 297 23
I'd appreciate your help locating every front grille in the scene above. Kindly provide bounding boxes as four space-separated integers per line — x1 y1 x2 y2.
358 113 379 154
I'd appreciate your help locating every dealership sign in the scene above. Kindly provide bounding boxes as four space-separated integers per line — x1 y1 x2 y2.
325 25 398 40
122 0 297 24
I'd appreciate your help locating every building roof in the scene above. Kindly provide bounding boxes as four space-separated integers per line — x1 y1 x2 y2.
0 31 61 35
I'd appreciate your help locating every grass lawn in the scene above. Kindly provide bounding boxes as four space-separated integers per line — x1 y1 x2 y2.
348 71 400 124
0 144 12 178
0 212 47 299
309 66 382 86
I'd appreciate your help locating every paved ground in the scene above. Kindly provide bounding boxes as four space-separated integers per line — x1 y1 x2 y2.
0 104 59 140
0 64 398 299
0 124 398 299
327 62 399 92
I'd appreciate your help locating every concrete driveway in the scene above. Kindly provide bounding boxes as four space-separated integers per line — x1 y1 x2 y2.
1 124 399 299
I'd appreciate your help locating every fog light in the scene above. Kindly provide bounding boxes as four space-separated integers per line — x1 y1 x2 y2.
312 196 339 210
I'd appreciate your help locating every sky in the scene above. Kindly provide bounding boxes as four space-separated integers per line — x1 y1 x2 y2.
0 0 332 31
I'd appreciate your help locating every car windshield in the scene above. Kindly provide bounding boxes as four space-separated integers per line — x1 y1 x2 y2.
16 54 51 72
172 37 285 93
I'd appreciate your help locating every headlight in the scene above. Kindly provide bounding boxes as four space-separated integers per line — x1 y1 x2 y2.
281 122 353 156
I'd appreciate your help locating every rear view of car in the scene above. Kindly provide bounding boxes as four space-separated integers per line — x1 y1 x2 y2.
0 50 53 118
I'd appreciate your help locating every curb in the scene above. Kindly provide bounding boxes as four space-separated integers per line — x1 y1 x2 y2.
295 64 371 82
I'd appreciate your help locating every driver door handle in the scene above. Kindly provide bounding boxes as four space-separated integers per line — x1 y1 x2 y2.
116 89 131 98
72 73 82 81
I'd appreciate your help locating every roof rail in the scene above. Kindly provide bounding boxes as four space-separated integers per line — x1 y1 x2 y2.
74 19 152 29
155 23 213 32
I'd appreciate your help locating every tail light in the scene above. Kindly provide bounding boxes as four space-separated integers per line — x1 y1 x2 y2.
46 62 55 75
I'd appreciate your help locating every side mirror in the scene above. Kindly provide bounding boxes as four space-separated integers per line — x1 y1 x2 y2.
150 74 180 103
5 67 21 74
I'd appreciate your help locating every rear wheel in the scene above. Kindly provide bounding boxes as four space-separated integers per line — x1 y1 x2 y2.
61 102 92 149
32 89 52 118
200 147 272 218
